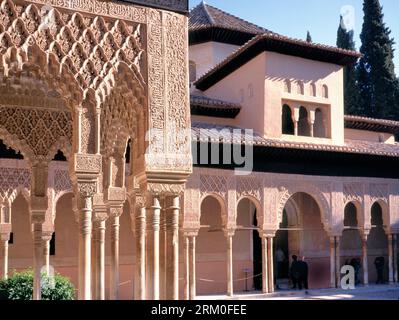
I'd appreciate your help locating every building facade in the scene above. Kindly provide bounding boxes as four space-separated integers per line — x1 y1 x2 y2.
0 1 398 300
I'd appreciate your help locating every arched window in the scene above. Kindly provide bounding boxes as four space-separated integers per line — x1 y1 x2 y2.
310 83 317 97
189 60 197 82
371 203 384 227
298 106 310 136
344 203 358 228
322 84 329 98
282 104 294 135
314 108 326 138
284 79 291 93
297 81 304 95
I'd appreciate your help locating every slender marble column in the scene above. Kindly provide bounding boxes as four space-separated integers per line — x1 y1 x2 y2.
78 196 93 300
94 220 105 300
0 234 10 279
226 233 234 297
393 234 398 283
43 236 51 275
32 221 43 300
388 234 394 284
267 237 274 293
148 196 161 300
262 236 269 294
329 237 336 288
335 236 341 288
166 196 179 300
110 215 120 300
362 234 369 286
189 236 196 300
160 205 166 300
135 205 146 300
91 226 97 299
183 235 190 300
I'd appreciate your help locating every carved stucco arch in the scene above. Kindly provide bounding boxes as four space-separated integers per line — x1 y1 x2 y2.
200 193 228 228
343 200 364 231
236 195 262 228
0 127 33 163
277 184 331 233
370 199 390 233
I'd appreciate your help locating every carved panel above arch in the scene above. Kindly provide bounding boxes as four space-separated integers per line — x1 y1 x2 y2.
343 182 363 205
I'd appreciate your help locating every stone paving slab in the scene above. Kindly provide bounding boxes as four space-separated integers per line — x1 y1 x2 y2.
197 284 399 301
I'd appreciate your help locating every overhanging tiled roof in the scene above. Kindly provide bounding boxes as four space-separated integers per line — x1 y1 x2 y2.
190 95 241 118
344 115 399 135
195 33 361 91
191 122 399 158
189 2 271 45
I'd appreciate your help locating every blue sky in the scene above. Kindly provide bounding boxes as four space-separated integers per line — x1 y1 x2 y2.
189 0 399 74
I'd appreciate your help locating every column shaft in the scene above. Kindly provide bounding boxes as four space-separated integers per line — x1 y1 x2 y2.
160 208 166 300
166 196 179 300
110 216 120 300
183 236 189 300
267 237 274 293
262 237 269 294
226 235 234 297
33 222 43 300
43 236 51 275
189 236 196 300
388 234 394 284
362 235 369 286
335 237 341 288
148 196 161 300
393 234 398 283
135 206 146 300
78 197 92 300
1 239 9 279
94 221 105 300
330 237 336 288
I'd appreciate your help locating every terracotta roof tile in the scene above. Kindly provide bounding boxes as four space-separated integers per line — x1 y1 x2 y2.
191 122 399 158
190 94 241 118
344 115 399 135
189 2 270 35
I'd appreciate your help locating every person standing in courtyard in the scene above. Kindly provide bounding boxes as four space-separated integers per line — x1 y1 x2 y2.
290 255 301 290
298 257 309 290
374 256 385 284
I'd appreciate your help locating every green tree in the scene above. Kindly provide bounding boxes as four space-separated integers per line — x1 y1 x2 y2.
306 31 312 43
336 15 362 115
357 0 399 119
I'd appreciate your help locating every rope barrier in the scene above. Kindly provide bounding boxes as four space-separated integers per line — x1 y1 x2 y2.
198 273 263 284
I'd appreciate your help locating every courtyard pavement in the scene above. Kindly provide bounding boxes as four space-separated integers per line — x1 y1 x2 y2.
197 284 399 300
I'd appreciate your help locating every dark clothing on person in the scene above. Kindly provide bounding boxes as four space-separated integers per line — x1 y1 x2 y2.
290 260 301 289
298 260 309 290
374 257 385 284
350 258 361 285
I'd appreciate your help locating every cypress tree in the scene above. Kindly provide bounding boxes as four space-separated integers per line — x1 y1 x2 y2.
357 0 399 120
306 31 312 43
336 16 362 115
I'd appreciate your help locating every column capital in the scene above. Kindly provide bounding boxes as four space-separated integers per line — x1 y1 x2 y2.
182 229 199 238
93 193 108 222
41 231 53 242
224 228 235 238
0 223 11 236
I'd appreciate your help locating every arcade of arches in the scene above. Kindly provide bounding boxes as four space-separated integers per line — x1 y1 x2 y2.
0 0 191 301
0 0 399 302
